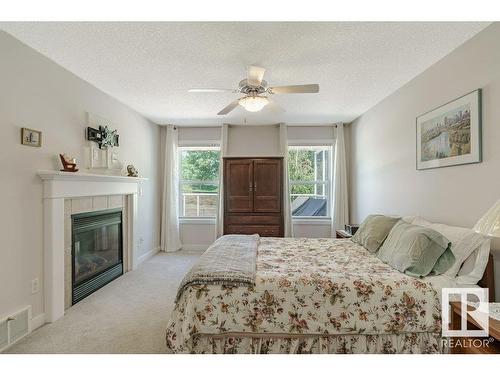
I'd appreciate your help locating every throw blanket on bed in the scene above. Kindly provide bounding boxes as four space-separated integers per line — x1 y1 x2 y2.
175 234 259 303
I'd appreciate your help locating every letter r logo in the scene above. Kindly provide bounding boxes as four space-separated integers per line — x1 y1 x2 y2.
442 288 489 337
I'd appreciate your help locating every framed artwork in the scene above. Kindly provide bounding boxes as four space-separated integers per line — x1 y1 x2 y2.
89 142 108 169
416 89 482 170
21 127 42 147
107 148 122 170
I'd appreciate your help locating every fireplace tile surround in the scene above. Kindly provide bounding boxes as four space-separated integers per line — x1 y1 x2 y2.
38 170 147 323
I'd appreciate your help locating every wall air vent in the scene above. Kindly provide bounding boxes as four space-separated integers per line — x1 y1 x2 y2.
0 306 31 352
0 319 8 352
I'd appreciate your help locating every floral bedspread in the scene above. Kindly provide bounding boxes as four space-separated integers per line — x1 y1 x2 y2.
166 237 443 353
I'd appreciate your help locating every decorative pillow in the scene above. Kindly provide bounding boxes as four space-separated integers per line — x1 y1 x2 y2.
377 220 454 277
410 216 486 277
350 214 399 253
456 238 491 285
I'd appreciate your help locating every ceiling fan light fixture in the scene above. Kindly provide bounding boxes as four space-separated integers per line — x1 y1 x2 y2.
238 95 269 112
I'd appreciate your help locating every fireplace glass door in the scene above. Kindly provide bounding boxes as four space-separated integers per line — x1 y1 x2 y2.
72 209 123 304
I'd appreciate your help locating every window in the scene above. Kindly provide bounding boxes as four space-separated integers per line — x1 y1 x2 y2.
288 145 332 218
179 147 220 218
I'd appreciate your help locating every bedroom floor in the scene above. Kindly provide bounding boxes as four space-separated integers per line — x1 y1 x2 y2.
5 252 200 354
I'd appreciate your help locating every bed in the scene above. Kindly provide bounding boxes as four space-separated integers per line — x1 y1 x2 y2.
166 233 493 354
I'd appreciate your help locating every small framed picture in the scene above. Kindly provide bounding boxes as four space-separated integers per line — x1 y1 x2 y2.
21 127 42 147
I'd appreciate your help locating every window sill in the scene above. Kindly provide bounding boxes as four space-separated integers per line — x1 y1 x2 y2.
292 218 332 225
180 218 331 225
179 218 216 225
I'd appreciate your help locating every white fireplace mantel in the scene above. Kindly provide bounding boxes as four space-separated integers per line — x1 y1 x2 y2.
38 170 147 323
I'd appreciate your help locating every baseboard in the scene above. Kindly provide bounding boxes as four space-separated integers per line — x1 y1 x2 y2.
181 244 209 253
31 313 45 332
137 247 160 264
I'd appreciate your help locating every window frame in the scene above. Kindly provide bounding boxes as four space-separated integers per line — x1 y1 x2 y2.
178 145 220 221
287 143 334 221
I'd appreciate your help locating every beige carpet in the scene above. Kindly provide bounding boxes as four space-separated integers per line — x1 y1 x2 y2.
5 252 199 354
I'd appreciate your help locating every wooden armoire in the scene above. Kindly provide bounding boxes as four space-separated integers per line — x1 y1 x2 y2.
223 157 284 237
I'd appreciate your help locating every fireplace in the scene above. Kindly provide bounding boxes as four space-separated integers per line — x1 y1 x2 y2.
71 208 123 305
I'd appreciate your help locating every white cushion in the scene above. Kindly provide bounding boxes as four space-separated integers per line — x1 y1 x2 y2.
410 217 488 278
456 239 491 285
401 216 417 224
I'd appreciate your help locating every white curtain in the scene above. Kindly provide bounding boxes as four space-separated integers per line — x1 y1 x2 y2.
332 122 349 233
160 125 182 252
215 124 229 238
279 123 294 237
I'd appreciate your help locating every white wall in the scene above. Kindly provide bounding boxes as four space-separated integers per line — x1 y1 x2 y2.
349 23 500 298
0 31 161 320
226 125 281 157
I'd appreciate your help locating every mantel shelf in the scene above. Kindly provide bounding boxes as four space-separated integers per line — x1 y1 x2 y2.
38 170 148 183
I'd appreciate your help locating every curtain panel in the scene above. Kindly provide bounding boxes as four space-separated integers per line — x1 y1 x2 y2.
332 123 349 233
160 125 182 252
279 123 294 237
215 124 229 238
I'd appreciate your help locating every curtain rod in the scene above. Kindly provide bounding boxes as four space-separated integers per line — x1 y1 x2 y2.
170 123 340 129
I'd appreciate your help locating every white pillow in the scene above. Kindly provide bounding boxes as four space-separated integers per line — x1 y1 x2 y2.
410 217 487 278
456 239 491 285
402 216 417 224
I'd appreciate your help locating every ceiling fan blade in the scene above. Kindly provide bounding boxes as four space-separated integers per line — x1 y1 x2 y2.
247 66 266 86
269 84 319 94
217 100 240 115
267 99 285 113
188 88 236 93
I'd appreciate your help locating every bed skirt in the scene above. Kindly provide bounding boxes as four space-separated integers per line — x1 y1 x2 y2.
167 332 444 354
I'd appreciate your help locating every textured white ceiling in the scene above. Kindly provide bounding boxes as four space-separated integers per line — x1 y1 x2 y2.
0 22 489 126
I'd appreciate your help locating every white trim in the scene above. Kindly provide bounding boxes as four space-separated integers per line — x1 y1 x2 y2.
293 218 332 225
286 123 337 127
290 180 328 184
38 170 146 199
178 140 221 147
288 139 334 146
31 313 45 332
38 170 147 183
180 218 216 225
226 155 283 158
137 247 160 265
181 244 209 253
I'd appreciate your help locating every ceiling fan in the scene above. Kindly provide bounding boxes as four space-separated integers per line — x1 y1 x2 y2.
188 66 320 115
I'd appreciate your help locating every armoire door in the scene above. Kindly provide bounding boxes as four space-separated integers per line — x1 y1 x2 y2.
253 159 281 213
225 159 253 212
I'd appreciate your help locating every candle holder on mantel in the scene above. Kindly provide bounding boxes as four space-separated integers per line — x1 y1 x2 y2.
59 153 79 172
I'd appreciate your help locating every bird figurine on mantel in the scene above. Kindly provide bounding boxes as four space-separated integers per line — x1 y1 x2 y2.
59 153 79 172
127 164 139 177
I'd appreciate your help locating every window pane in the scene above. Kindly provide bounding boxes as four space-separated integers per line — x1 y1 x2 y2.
288 146 331 217
291 195 327 217
291 184 315 196
179 148 220 218
288 149 316 182
180 149 220 181
180 183 219 217
290 183 328 217
181 182 218 194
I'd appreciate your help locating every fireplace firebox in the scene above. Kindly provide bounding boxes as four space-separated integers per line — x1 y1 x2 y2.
71 208 123 305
